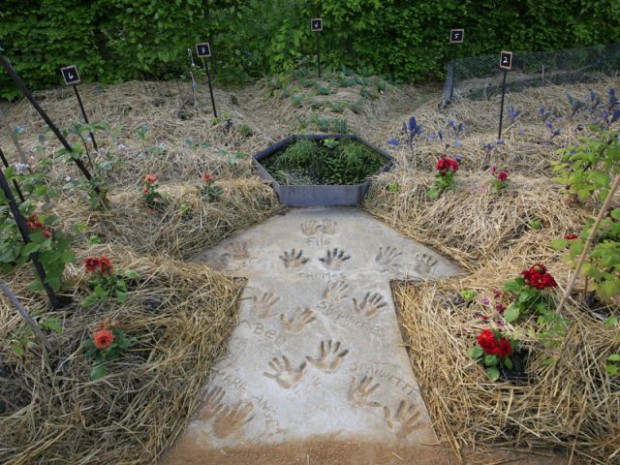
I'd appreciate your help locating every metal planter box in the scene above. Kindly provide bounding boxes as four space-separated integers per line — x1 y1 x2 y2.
252 134 393 207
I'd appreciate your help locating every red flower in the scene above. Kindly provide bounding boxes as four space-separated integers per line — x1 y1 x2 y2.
43 230 52 238
144 174 158 184
435 157 459 175
84 257 101 272
98 256 114 275
26 215 44 231
564 234 579 240
497 171 508 182
522 263 557 289
142 187 149 194
477 329 499 355
497 338 512 357
93 329 114 349
202 172 213 183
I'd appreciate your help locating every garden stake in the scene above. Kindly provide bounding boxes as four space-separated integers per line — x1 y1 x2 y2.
72 84 99 152
0 165 63 309
201 58 218 118
0 146 25 202
311 18 323 78
0 280 53 353
497 51 513 141
555 174 620 316
0 54 99 192
497 69 508 140
448 29 464 102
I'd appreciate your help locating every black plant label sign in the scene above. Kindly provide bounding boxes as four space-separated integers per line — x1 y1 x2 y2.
500 51 513 70
450 29 464 44
196 42 212 58
60 65 80 85
311 18 323 32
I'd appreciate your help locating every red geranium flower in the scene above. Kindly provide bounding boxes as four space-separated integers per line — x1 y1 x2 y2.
43 230 52 238
497 338 512 357
26 215 44 231
435 157 459 175
522 263 557 289
144 174 158 184
98 256 114 275
202 172 213 183
142 187 149 194
477 329 499 355
93 329 114 349
497 171 508 182
564 234 579 240
84 257 101 272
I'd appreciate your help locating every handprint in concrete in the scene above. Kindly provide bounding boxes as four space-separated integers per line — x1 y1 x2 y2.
319 248 351 270
353 292 387 318
263 356 307 389
280 307 316 334
413 253 438 275
323 279 350 302
250 291 281 319
320 219 338 234
375 246 403 272
212 401 255 439
301 219 322 236
195 386 226 421
347 376 381 409
279 249 310 268
306 339 349 373
383 400 424 439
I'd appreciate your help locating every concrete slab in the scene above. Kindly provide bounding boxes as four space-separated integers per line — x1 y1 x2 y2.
159 207 460 462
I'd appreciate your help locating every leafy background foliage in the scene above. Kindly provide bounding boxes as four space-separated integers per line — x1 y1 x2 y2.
1 0 620 99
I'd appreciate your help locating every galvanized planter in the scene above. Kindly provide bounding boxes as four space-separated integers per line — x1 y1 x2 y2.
252 134 393 207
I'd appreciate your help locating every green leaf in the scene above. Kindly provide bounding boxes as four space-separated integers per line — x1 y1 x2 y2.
503 357 513 370
503 278 523 293
608 354 620 362
34 185 48 196
124 269 139 279
551 238 568 250
115 290 127 303
39 317 62 334
604 317 618 328
91 364 107 380
486 367 500 381
503 305 520 323
483 354 498 367
22 242 40 256
468 346 483 359
606 365 619 376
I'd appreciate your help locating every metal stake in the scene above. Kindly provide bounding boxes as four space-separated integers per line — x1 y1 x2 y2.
202 58 218 118
0 146 25 202
0 165 62 309
72 84 98 151
0 54 97 190
316 33 322 79
498 69 508 141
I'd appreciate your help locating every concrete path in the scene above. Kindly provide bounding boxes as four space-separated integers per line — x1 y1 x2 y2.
159 207 459 464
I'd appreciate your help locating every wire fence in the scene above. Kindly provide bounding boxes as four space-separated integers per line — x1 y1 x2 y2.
442 43 620 106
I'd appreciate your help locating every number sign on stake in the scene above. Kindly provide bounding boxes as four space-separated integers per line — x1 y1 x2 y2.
311 18 323 78
196 42 212 58
497 51 513 140
196 42 218 118
60 65 98 151
60 65 80 85
450 29 464 44
500 51 513 70
311 18 323 32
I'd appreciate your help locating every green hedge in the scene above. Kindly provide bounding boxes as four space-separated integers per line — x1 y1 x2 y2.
1 0 619 99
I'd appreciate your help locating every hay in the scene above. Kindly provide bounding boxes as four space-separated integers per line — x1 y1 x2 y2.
0 73 618 465
0 244 243 465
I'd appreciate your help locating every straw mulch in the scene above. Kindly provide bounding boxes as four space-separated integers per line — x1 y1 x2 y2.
0 245 244 465
55 178 282 260
365 170 619 463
